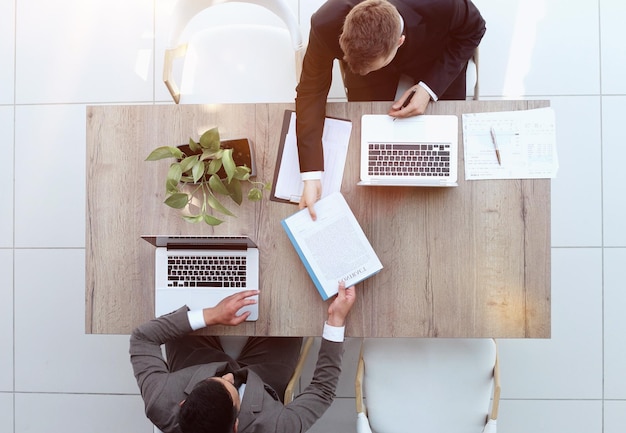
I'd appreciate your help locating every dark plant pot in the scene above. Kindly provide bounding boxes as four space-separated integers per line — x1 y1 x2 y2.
177 138 255 178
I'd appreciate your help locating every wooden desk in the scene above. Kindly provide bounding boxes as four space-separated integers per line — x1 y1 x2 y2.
86 101 550 337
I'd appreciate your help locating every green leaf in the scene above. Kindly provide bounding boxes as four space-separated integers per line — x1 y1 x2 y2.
207 158 222 175
209 174 230 195
222 148 236 183
263 181 272 191
188 138 200 153
164 193 189 209
179 155 199 173
233 166 251 181
225 178 243 205
248 188 262 201
182 214 203 224
166 163 183 184
206 193 235 216
165 178 179 194
203 214 224 226
199 128 220 152
146 146 184 161
191 160 205 183
200 149 219 161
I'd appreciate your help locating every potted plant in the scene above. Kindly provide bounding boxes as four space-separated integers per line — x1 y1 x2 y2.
146 127 271 226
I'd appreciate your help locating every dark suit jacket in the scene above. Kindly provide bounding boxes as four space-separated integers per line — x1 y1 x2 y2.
130 307 343 433
295 0 486 172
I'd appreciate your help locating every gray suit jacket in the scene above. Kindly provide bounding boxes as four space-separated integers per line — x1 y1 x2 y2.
130 307 344 433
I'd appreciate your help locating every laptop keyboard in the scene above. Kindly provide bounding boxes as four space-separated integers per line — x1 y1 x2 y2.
368 143 451 176
167 255 247 288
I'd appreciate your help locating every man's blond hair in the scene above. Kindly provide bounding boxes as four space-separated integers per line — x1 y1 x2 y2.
339 0 402 75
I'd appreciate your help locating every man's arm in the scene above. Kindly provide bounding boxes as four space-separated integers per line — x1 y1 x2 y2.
275 283 357 432
420 0 486 98
295 4 349 219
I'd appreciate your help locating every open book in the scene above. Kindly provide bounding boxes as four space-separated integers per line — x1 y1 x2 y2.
281 192 383 300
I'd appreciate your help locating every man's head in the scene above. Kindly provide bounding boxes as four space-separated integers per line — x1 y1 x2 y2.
179 374 241 433
339 0 405 75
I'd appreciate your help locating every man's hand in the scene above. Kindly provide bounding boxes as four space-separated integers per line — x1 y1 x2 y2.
202 290 259 326
298 179 322 221
327 281 356 327
389 86 431 119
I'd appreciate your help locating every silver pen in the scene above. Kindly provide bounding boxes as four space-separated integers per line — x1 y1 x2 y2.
490 127 501 165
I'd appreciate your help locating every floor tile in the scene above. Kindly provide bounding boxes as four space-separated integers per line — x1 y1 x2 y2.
14 105 85 248
0 106 13 247
475 0 600 97
15 393 152 433
549 96 602 247
600 0 626 94
0 250 13 392
15 0 154 104
14 249 137 394
605 400 626 433
602 96 626 247
0 393 13 433
604 248 626 399
0 0 14 104
497 248 602 399
307 397 357 433
498 399 602 433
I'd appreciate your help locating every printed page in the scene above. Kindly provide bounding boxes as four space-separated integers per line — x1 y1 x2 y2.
462 107 558 180
273 112 352 202
281 192 383 299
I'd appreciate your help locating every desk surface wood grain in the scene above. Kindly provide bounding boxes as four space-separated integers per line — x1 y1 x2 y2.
86 100 550 337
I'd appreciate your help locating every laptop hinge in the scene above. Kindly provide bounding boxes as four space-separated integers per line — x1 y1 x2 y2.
166 243 247 251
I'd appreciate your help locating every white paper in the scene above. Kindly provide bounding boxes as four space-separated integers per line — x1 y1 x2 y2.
462 107 558 180
281 192 383 299
274 112 352 202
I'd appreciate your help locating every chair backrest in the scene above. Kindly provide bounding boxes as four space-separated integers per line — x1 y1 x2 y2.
357 338 498 433
163 0 304 103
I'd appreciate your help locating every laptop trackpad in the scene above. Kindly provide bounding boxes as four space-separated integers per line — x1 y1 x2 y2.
155 289 258 321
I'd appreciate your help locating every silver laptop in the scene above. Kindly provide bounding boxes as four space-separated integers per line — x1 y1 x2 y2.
142 235 259 320
359 114 459 186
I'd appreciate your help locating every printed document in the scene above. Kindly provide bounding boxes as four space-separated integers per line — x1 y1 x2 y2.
462 107 558 180
272 111 352 203
281 192 383 300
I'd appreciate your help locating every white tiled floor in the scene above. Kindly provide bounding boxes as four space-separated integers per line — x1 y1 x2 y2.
1 0 625 432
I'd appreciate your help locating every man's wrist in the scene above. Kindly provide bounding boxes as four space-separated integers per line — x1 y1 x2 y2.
301 171 322 181
187 310 207 331
323 321 345 342
418 81 438 101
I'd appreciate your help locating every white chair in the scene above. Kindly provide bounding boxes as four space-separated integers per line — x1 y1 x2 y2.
355 338 500 433
163 0 304 104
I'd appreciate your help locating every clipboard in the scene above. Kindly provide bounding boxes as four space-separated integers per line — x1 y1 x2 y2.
270 110 352 204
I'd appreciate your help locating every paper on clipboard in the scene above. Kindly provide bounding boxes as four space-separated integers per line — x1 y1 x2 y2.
271 111 352 203
462 107 558 180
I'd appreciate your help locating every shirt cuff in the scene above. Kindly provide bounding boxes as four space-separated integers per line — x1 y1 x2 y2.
301 171 322 181
418 81 438 101
323 322 345 342
187 310 206 331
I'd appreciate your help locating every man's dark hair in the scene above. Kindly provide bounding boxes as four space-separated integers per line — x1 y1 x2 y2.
179 380 237 433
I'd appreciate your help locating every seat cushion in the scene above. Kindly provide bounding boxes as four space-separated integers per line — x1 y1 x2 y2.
362 338 496 433
180 24 297 103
